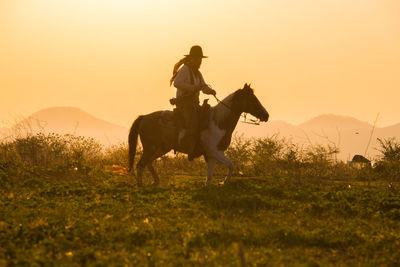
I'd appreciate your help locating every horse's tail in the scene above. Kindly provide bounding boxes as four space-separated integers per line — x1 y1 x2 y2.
128 115 144 173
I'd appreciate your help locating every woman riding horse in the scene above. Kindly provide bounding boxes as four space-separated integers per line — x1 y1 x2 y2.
170 45 216 160
128 83 269 186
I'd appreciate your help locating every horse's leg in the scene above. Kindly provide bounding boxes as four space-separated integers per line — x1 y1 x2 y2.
205 157 217 186
136 158 146 187
210 150 233 185
138 148 168 186
147 163 160 186
136 150 156 186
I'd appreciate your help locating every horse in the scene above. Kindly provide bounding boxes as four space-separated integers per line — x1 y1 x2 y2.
128 83 269 186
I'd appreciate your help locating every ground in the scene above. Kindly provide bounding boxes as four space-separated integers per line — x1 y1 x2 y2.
1 175 399 266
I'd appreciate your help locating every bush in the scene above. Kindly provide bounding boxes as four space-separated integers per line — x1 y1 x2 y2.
225 133 253 175
0 133 104 180
372 138 400 181
1 132 400 183
377 138 400 161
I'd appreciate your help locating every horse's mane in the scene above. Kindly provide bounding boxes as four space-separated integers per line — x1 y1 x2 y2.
212 83 255 127
212 89 242 125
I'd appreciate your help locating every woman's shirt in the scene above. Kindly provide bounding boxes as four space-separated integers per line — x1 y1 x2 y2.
173 65 214 98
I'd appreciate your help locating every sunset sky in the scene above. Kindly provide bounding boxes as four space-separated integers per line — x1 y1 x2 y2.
1 0 399 128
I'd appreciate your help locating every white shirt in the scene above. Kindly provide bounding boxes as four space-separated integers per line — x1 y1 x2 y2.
173 65 214 98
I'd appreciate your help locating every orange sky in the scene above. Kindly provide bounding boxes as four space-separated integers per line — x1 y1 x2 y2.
1 0 399 128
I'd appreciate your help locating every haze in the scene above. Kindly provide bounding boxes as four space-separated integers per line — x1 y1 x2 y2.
1 0 399 128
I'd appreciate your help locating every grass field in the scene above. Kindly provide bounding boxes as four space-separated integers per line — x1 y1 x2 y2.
1 173 399 266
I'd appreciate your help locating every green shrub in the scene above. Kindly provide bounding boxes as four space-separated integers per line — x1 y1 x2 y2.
372 138 400 181
1 132 400 183
377 138 400 162
0 133 103 180
225 133 253 175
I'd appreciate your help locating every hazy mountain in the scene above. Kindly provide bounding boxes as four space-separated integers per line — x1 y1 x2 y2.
298 114 372 131
297 115 375 160
236 120 304 140
378 123 400 139
2 107 400 160
237 114 400 161
7 107 128 145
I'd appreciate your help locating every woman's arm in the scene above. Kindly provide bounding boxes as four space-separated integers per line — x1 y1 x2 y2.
199 72 216 95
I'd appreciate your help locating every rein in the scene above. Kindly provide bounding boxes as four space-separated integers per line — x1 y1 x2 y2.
213 94 260 125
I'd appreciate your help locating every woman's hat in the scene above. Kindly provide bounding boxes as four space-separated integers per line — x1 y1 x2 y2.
185 45 208 58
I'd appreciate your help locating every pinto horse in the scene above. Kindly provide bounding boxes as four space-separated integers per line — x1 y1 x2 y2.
128 83 269 186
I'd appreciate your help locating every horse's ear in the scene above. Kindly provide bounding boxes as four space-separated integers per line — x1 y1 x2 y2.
248 83 254 93
243 83 253 91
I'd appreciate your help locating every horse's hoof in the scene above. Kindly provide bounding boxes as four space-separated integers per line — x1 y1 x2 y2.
220 180 230 185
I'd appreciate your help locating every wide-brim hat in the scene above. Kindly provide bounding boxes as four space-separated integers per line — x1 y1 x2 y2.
184 45 208 58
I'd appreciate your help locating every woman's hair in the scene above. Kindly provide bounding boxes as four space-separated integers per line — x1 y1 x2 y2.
170 56 200 86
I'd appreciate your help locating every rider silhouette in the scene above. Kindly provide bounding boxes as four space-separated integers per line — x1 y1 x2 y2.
170 45 216 160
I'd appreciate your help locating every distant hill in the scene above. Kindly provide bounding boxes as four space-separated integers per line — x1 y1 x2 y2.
236 114 400 161
298 114 372 131
236 120 304 140
1 107 400 160
5 107 128 145
379 123 400 139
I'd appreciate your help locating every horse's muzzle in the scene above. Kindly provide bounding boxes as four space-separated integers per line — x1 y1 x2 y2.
260 112 269 122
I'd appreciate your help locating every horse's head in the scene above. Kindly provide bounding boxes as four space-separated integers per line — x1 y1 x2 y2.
233 83 269 122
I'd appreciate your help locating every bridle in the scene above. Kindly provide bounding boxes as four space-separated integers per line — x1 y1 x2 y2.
213 94 260 125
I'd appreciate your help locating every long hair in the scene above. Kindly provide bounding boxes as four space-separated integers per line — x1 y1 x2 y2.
169 56 200 86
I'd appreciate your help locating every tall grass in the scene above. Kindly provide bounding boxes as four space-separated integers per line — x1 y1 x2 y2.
1 132 399 184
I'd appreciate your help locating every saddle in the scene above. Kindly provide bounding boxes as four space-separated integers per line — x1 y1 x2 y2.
159 99 211 160
159 99 211 130
198 99 211 129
